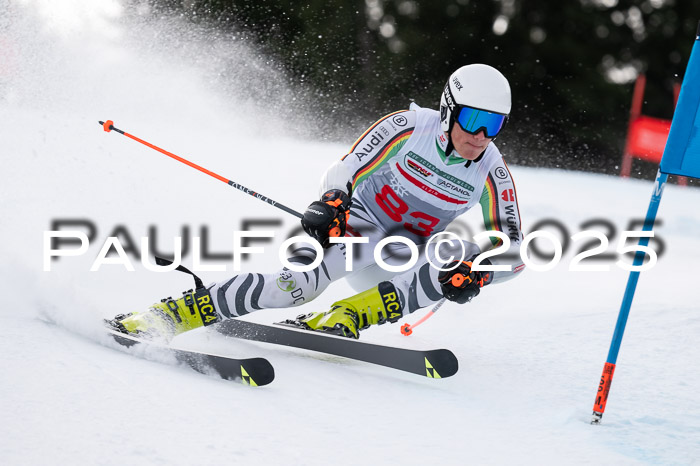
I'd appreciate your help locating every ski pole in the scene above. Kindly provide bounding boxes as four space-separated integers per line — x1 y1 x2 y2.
400 298 446 336
98 120 303 219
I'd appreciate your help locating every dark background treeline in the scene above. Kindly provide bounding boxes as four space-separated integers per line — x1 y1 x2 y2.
150 0 699 182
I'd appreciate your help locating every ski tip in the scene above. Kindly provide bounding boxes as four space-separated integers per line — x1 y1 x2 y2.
239 359 275 387
425 349 459 378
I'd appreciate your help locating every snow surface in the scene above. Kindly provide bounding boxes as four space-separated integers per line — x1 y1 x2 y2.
1 2 700 465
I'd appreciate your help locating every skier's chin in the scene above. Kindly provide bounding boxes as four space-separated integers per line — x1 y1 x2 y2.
455 145 484 160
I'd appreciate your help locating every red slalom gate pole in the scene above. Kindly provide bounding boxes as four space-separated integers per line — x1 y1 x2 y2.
98 120 303 219
400 298 446 336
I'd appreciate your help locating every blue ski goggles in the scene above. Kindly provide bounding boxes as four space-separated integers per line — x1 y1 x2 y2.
454 105 508 138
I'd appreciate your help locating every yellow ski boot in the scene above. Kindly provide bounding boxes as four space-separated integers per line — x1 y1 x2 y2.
295 282 403 339
107 288 220 342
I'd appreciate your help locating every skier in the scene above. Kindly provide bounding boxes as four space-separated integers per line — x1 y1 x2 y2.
108 64 525 340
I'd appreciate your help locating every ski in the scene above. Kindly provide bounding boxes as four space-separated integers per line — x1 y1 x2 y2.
106 328 275 386
216 319 459 379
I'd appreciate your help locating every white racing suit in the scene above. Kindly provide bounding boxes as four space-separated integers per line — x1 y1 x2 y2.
209 104 524 319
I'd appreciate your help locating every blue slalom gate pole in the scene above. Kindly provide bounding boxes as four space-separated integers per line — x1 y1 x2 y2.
591 170 667 424
590 21 700 425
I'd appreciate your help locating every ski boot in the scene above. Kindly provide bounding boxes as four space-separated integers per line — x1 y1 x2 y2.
106 288 220 343
293 282 404 339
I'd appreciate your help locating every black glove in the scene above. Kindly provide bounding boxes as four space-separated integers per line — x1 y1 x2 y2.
437 256 493 304
301 189 351 248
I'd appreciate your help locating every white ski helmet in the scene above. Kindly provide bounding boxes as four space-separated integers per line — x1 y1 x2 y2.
439 64 512 134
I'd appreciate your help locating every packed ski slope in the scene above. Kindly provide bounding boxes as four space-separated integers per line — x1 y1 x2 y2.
1 2 699 465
